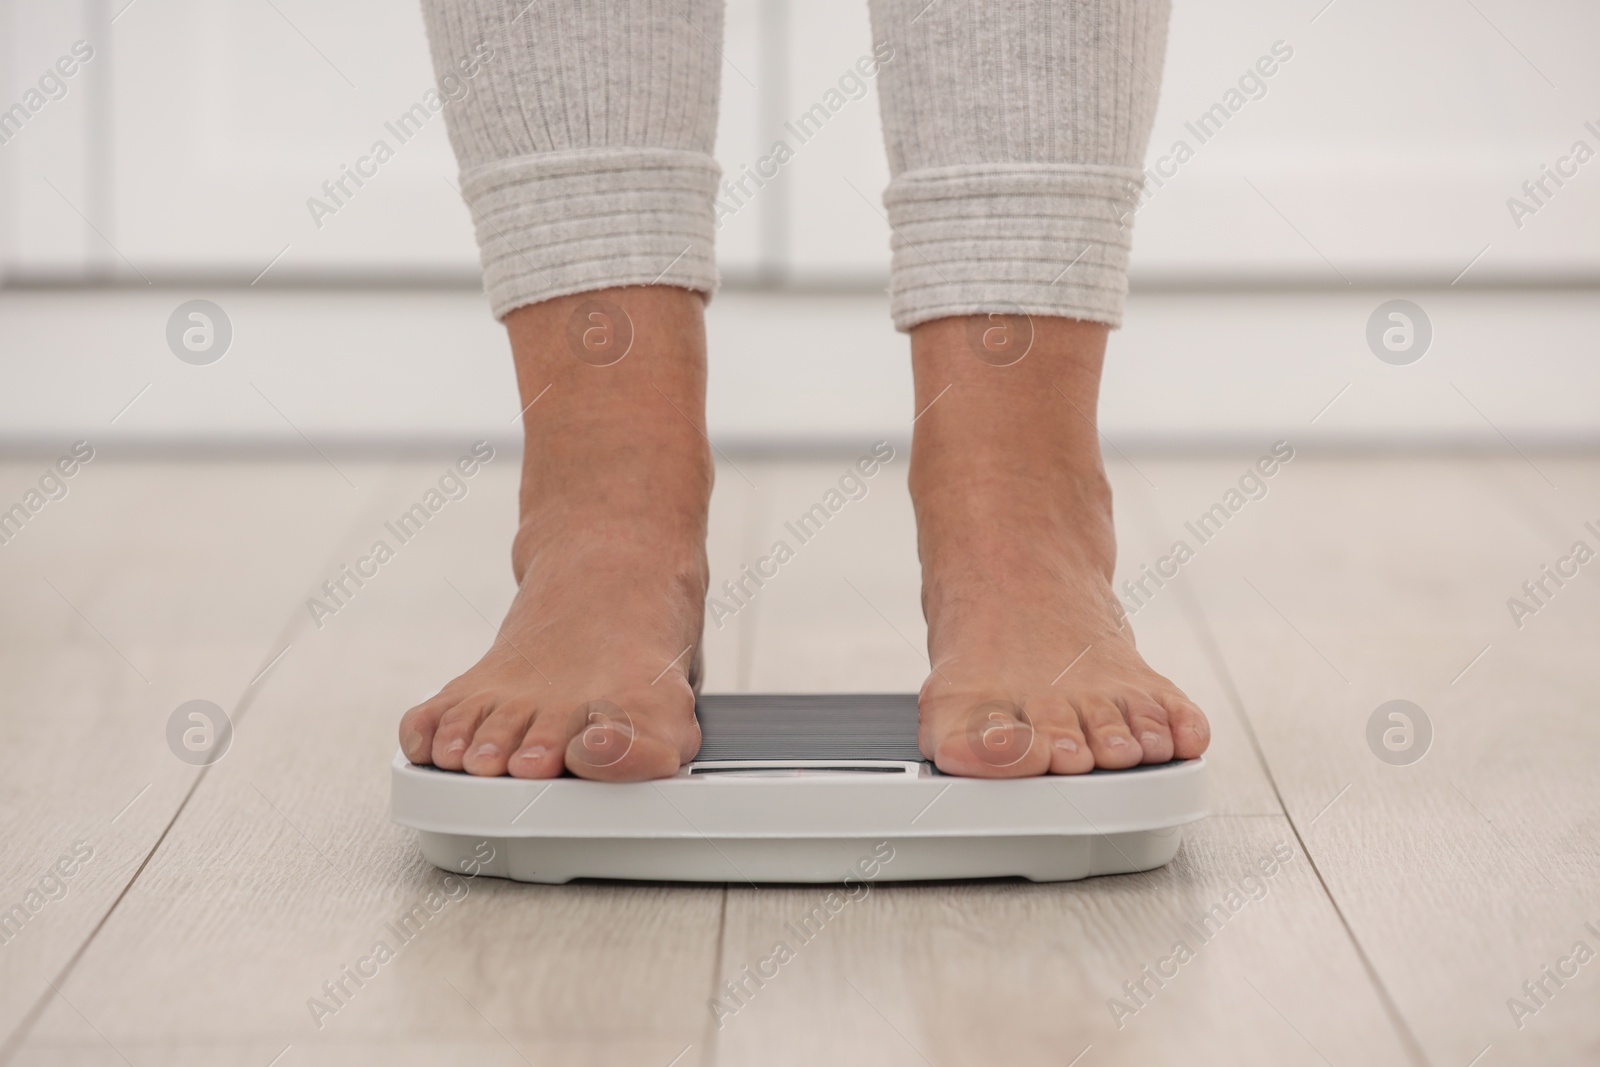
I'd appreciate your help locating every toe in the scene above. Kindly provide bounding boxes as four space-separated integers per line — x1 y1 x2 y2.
1048 730 1095 774
462 700 539 776
1075 696 1143 769
1122 695 1175 764
505 709 570 779
431 697 491 770
1159 691 1211 759
399 697 450 764
1023 694 1094 775
925 698 1050 778
563 694 695 782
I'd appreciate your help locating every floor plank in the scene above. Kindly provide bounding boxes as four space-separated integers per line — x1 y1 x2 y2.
711 457 1411 1065
711 817 1409 1067
10 460 750 1067
12 452 1596 1066
0 458 382 1051
1146 453 1600 1067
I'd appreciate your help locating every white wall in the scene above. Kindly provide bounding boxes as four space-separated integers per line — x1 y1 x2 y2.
3 286 1596 452
2 0 1597 449
4 0 1597 284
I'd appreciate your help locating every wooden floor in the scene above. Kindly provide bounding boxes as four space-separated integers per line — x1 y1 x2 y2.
1 451 1596 1067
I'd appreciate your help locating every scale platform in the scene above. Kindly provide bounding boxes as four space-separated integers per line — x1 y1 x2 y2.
391 694 1207 884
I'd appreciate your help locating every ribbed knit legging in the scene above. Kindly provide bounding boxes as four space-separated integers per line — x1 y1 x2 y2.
421 0 1169 331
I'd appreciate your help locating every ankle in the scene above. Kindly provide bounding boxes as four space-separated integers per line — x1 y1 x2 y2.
505 285 709 455
503 285 713 577
906 314 1120 579
907 314 1109 478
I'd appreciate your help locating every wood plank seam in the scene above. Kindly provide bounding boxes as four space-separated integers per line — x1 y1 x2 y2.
702 886 730 1067
0 464 420 1065
1163 565 1435 1067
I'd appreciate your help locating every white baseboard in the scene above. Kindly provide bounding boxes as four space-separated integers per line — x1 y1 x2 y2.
1 286 1594 454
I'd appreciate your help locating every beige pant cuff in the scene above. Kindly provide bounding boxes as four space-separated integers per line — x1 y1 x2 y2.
460 147 721 319
883 163 1143 332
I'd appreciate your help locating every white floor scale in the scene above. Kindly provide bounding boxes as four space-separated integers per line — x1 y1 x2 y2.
391 694 1207 884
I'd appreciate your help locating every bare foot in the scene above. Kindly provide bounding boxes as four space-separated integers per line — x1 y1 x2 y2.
907 314 1211 777
399 287 710 781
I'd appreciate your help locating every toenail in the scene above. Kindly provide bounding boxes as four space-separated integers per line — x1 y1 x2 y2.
514 745 548 761
1141 732 1162 748
444 739 467 755
1054 737 1080 753
402 730 423 753
472 743 499 760
1105 735 1129 748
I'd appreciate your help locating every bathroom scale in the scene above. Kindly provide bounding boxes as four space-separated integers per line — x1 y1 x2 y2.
390 693 1207 884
